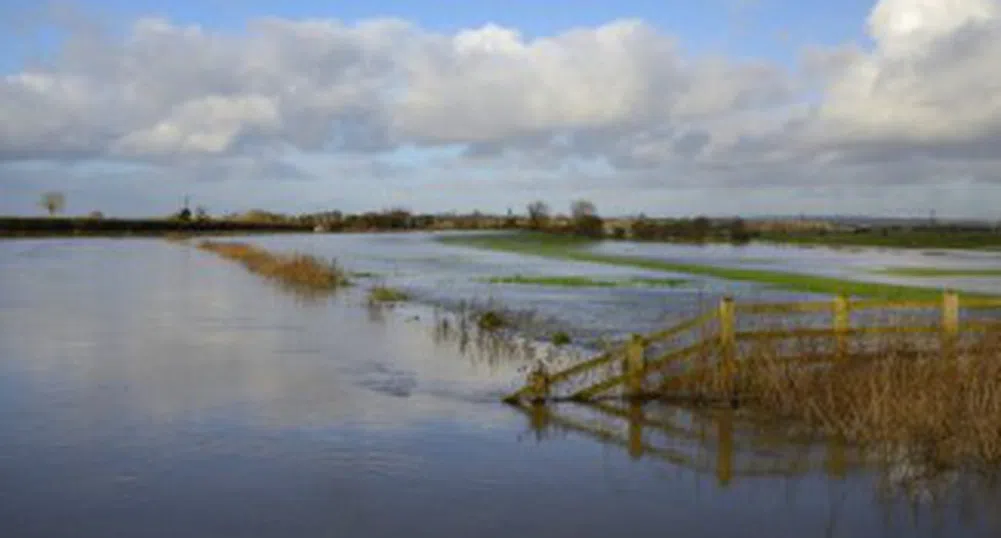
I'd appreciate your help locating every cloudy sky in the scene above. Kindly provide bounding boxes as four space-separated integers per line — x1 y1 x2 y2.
1 0 1000 219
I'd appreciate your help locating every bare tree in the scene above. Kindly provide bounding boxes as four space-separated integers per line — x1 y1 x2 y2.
570 199 597 220
527 201 550 230
570 199 603 238
39 192 66 216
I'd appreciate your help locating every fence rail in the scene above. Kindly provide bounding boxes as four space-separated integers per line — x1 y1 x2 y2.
503 290 1001 403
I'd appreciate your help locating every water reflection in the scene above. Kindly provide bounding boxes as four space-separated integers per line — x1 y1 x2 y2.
511 400 1001 512
3 237 1001 538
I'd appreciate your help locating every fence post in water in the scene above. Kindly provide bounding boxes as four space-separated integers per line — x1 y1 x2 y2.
942 290 960 360
527 364 551 403
833 294 851 361
627 402 645 459
625 334 647 398
718 297 737 392
715 408 734 488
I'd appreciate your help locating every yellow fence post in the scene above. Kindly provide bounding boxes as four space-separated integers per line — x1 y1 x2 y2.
625 334 647 398
716 409 734 487
627 402 645 459
824 436 847 479
528 404 551 441
833 294 850 360
718 297 737 395
527 364 550 403
942 290 960 360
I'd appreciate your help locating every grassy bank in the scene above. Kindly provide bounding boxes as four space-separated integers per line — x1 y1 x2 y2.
0 216 311 238
440 232 982 300
197 241 349 294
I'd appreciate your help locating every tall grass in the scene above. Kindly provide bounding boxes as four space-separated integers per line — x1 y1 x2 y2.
668 331 1001 469
198 241 349 294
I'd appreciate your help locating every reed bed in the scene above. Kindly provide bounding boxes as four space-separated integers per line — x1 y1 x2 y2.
198 240 349 294
668 330 1001 469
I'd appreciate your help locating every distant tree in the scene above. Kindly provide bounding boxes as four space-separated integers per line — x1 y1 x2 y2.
527 201 550 230
692 216 711 241
729 217 752 244
504 206 520 227
39 192 66 216
87 210 104 220
570 200 597 220
570 199 603 238
195 206 210 221
173 207 192 222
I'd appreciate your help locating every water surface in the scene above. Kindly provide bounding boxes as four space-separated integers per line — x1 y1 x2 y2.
1 237 998 537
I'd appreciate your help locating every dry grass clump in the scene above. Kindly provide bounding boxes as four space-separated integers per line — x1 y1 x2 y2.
198 241 349 293
671 330 1001 469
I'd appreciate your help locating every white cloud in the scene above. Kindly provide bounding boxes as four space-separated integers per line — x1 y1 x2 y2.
811 0 1001 148
1 0 1001 216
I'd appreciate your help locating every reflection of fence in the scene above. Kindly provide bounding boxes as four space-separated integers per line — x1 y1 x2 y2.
503 291 1001 403
510 400 858 487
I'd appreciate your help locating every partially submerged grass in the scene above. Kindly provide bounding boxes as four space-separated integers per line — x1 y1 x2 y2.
198 241 349 294
669 330 1001 470
625 277 689 287
429 298 586 369
551 331 572 346
487 275 619 287
441 232 996 300
875 267 1001 278
368 285 410 304
477 310 507 331
484 275 687 288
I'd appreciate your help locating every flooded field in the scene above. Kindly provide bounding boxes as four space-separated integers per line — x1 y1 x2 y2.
2 235 1000 537
591 239 1001 296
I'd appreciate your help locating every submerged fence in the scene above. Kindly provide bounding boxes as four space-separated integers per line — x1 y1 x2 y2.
503 291 1001 403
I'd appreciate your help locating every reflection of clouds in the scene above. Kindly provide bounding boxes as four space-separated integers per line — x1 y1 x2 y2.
0 240 526 432
5 239 1001 537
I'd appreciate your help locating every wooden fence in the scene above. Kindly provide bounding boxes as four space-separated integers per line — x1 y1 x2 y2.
503 291 1001 403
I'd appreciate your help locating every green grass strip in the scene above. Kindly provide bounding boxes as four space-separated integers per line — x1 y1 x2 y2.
483 275 687 288
875 267 1001 278
440 233 996 300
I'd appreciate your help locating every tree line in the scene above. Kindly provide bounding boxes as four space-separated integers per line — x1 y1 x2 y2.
30 190 754 243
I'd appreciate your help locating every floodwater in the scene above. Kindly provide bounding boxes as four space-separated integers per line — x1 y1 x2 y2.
590 239 1001 296
1 235 1000 537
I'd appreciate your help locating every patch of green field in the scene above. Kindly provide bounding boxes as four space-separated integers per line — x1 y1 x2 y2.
440 232 996 300
875 267 1001 278
483 275 687 288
